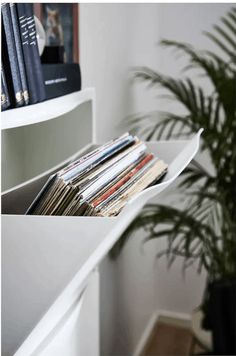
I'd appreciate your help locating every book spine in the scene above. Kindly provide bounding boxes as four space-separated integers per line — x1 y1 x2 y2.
9 3 29 105
25 3 46 102
1 3 24 107
1 65 10 110
16 3 38 104
2 33 15 107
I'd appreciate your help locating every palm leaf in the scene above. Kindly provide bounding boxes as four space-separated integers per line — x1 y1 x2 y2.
113 7 236 280
221 14 236 38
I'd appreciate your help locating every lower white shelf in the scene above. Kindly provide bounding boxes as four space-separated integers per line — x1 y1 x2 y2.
2 130 202 356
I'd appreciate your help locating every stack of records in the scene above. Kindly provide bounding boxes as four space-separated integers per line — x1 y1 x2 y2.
27 133 168 217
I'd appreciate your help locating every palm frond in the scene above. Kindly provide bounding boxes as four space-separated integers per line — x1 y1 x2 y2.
160 39 236 116
206 8 236 61
204 30 236 61
115 7 236 280
112 203 225 277
221 13 236 38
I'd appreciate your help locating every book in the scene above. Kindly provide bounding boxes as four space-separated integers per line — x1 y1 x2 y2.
24 3 46 102
1 3 24 107
26 133 168 217
16 3 38 104
9 3 29 105
1 65 10 110
1 34 15 108
42 63 81 100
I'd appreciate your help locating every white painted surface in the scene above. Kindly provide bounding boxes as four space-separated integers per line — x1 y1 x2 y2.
2 216 113 356
2 134 201 356
80 4 230 355
80 4 134 142
1 90 94 191
133 310 159 356
15 271 100 356
1 89 94 130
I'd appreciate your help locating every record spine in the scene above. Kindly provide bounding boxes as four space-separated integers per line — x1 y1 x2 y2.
9 3 29 105
1 3 24 107
16 3 38 104
24 3 46 102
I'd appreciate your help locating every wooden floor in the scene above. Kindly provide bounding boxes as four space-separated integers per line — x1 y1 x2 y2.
141 320 203 356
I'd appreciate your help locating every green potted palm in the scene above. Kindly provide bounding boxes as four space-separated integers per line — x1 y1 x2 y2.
113 7 236 355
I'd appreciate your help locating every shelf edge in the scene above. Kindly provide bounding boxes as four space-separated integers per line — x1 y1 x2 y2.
1 88 95 130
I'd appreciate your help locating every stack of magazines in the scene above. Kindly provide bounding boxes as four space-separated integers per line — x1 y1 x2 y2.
1 3 45 110
27 133 168 217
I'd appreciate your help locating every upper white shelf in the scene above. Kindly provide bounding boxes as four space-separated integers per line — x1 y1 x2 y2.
1 88 95 130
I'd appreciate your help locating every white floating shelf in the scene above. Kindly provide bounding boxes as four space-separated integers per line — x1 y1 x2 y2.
1 88 95 130
2 131 202 356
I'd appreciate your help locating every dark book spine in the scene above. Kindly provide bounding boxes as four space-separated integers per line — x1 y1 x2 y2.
9 3 29 105
25 3 46 102
16 3 38 104
1 3 24 107
2 28 15 107
1 65 10 110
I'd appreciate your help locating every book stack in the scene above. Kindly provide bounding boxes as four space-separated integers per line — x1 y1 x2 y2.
27 133 168 217
1 3 45 111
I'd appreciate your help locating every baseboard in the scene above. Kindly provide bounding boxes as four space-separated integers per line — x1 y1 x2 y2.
158 309 191 328
133 310 159 356
133 309 191 356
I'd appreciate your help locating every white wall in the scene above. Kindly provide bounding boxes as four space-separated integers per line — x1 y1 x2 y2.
80 3 231 355
80 4 133 142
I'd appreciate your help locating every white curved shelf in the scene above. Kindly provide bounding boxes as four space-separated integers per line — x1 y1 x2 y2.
1 88 95 130
2 131 202 356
